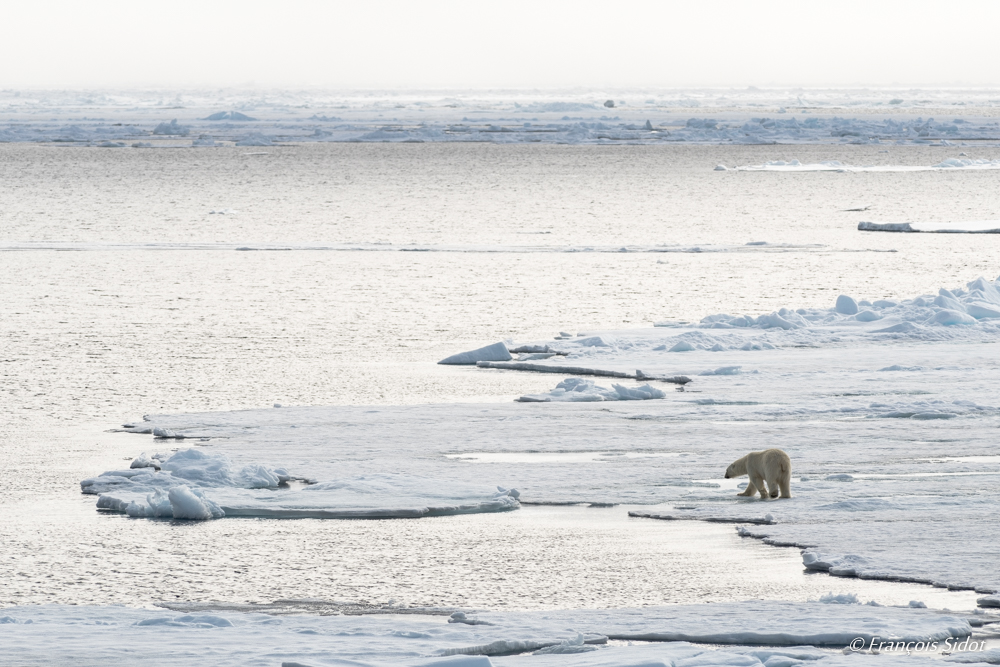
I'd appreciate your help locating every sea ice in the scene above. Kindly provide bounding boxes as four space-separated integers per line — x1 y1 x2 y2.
0 602 981 666
438 342 513 365
516 378 666 403
83 448 520 520
860 221 1000 234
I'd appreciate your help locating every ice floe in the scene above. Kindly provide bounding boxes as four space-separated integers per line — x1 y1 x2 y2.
860 221 1000 234
78 275 1000 592
83 448 519 521
0 601 987 666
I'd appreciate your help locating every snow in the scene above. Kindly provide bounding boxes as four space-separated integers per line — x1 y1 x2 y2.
439 342 513 365
516 378 666 402
0 602 985 666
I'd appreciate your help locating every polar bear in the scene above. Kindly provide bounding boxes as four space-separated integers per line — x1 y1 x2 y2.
725 448 791 500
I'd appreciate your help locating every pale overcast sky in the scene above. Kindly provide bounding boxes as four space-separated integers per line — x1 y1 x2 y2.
3 0 998 89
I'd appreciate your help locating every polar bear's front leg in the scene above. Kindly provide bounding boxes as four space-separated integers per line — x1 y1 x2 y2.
737 481 757 497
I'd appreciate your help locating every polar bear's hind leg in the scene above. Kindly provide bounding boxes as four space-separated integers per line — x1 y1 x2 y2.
777 454 792 498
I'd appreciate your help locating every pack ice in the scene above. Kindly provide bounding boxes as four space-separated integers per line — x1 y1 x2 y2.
6 88 1000 146
84 276 1000 593
0 601 985 666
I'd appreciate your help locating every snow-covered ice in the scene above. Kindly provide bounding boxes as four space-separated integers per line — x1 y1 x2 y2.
83 448 519 520
439 342 513 365
516 378 667 402
860 221 1000 234
92 275 1000 591
5 88 1000 146
0 602 990 666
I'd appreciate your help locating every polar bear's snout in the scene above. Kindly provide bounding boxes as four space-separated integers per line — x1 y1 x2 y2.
724 448 792 500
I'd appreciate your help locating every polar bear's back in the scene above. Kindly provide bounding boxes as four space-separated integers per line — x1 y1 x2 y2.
751 448 791 474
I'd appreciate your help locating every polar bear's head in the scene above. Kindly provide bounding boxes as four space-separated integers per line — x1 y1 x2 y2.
724 455 747 478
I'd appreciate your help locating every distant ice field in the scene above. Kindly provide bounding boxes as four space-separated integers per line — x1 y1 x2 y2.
2 143 1000 611
4 87 1000 146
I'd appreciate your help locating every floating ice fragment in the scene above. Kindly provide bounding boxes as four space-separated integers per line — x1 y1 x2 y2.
152 119 190 136
909 601 927 608
855 310 882 322
438 342 512 365
818 593 860 604
517 378 666 402
714 164 728 171
669 341 697 352
700 366 742 376
167 486 225 520
130 452 160 469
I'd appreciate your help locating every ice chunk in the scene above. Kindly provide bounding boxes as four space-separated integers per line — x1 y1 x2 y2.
669 341 697 352
204 111 257 121
438 342 512 365
855 310 882 322
817 593 859 604
575 336 611 347
966 302 1000 319
517 378 666 403
700 366 742 375
933 309 976 325
835 295 859 315
532 632 598 654
167 486 225 520
714 164 728 171
152 119 190 136
130 452 159 469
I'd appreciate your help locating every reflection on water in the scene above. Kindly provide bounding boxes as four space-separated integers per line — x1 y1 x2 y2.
445 451 691 463
0 502 982 611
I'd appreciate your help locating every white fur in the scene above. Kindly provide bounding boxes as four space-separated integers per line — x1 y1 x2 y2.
725 448 792 500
